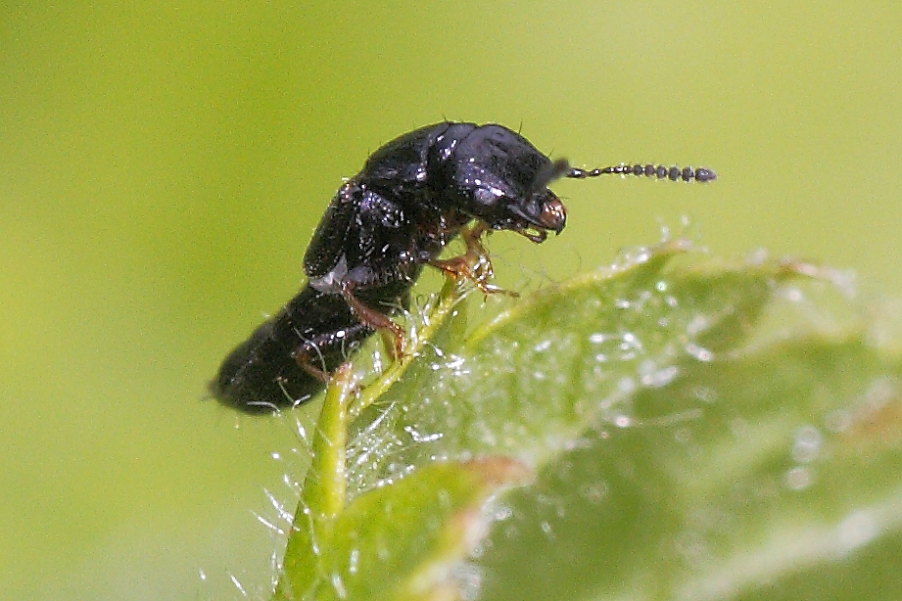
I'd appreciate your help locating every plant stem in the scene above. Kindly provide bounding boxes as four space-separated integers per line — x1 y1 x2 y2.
274 364 354 600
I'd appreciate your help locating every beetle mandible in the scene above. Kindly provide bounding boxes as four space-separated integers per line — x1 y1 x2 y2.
210 122 715 412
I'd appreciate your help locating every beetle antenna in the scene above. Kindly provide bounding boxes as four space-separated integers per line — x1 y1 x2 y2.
567 163 717 183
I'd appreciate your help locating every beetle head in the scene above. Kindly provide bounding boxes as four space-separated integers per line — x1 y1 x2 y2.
446 124 567 242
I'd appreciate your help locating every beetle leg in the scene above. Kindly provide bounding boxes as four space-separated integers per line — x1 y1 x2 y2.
431 255 510 295
337 284 406 359
290 328 340 383
291 349 330 382
430 223 519 297
288 315 380 407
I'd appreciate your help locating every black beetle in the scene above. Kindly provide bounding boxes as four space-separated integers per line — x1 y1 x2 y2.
210 122 715 412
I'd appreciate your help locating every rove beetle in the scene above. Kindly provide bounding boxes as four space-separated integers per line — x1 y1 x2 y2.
211 122 715 413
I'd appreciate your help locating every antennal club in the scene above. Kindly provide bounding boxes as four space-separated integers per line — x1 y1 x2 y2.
567 163 717 183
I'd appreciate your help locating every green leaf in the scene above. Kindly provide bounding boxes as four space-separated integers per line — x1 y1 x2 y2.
314 457 529 601
478 337 902 601
275 241 902 600
347 241 787 477
273 358 529 601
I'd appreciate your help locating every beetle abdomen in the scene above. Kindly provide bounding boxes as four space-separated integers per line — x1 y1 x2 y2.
211 287 373 412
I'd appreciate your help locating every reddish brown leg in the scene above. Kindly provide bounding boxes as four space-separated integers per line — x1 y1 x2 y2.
338 284 406 359
291 351 330 382
430 223 519 297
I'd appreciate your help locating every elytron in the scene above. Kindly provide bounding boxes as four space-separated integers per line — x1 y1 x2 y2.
211 121 715 412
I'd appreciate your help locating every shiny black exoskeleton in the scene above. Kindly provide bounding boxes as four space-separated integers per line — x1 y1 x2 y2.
211 122 715 412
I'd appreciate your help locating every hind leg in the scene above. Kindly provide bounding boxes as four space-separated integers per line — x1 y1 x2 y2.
331 283 407 360
291 319 375 380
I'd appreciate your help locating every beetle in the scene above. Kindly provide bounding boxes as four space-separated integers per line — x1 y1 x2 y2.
210 122 715 413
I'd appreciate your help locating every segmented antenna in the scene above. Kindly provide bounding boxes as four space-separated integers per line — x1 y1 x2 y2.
568 163 717 183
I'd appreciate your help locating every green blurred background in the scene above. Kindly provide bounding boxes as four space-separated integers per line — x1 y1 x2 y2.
2 3 900 599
